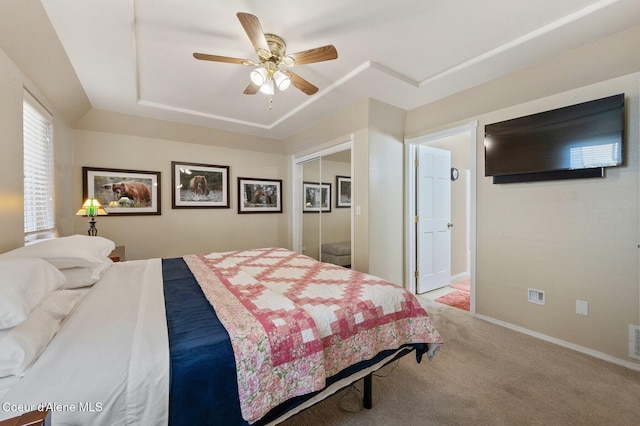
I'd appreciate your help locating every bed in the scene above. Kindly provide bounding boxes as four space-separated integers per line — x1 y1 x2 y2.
0 235 442 425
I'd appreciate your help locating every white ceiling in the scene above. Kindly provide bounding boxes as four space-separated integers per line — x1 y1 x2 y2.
40 0 640 139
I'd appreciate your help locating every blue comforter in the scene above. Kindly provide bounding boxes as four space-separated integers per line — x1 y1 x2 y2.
162 257 246 425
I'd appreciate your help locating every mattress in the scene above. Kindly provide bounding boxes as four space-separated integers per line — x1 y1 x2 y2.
0 259 170 425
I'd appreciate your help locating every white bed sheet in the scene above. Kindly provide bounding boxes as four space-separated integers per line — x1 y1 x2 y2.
0 376 18 401
0 259 169 425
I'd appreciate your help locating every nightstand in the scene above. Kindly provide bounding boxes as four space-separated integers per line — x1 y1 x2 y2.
0 409 50 426
108 246 125 262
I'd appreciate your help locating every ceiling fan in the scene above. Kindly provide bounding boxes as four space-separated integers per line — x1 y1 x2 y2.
193 12 338 96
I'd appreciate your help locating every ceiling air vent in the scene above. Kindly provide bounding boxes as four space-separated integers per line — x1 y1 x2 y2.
527 288 545 306
629 325 640 360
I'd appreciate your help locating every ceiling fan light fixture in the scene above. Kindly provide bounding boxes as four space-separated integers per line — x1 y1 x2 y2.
259 79 275 95
250 66 268 86
273 70 291 91
194 13 337 97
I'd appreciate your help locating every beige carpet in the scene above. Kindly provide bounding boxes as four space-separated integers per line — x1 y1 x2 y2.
279 298 640 426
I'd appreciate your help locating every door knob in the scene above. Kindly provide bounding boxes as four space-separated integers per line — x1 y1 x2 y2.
447 223 453 229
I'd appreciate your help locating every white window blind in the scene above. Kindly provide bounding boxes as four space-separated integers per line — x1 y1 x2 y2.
23 90 55 241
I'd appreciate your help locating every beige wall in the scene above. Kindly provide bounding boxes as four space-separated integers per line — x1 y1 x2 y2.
474 75 639 363
76 109 283 155
352 128 370 273
367 101 407 285
0 49 74 253
0 49 27 252
72 129 289 260
367 128 404 284
282 101 369 156
0 0 92 127
406 25 640 366
53 116 75 239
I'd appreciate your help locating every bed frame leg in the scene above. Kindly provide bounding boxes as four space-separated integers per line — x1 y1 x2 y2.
363 373 372 409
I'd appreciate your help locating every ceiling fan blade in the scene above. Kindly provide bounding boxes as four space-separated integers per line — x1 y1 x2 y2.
236 12 270 58
193 53 255 65
286 45 337 66
243 82 260 95
288 71 318 95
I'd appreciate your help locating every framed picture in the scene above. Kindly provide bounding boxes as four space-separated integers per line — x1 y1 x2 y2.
303 182 331 213
171 162 229 209
336 175 351 208
82 167 161 215
237 177 283 214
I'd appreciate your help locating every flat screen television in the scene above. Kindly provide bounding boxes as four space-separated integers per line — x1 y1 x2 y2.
484 93 625 183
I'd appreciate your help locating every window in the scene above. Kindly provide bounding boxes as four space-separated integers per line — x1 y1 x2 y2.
23 90 55 242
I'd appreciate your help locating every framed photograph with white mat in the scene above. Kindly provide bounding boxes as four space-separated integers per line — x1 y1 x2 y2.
237 177 283 214
303 182 331 213
171 161 229 209
82 166 161 215
336 175 351 208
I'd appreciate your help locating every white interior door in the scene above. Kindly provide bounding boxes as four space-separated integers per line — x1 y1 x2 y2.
417 145 451 293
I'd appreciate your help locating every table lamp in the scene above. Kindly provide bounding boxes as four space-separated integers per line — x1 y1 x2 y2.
76 198 107 236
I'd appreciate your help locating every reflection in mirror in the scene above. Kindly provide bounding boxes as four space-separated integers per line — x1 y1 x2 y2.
298 150 351 268
320 150 351 268
302 158 321 260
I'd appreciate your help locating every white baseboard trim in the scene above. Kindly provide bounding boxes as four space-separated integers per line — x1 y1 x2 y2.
475 313 640 373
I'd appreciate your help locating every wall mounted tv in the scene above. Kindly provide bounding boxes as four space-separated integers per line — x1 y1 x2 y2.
484 93 625 184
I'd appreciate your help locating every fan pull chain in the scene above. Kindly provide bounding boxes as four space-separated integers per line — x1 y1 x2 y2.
268 97 273 110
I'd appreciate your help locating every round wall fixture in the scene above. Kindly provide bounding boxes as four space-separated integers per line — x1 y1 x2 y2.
451 167 459 181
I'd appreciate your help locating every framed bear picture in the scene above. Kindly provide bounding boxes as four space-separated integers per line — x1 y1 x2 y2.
237 177 283 214
82 167 161 215
302 181 331 213
171 161 230 209
336 175 351 208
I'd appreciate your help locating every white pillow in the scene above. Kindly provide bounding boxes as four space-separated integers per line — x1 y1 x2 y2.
60 259 113 289
0 290 82 378
0 258 66 329
0 234 115 269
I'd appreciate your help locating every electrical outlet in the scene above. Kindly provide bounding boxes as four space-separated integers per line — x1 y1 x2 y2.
527 288 545 305
576 300 588 316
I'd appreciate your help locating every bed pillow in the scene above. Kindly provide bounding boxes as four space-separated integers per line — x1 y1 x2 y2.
0 290 82 378
60 259 113 289
0 258 66 329
0 235 115 269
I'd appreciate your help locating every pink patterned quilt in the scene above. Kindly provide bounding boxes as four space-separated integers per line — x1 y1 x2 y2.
183 248 442 424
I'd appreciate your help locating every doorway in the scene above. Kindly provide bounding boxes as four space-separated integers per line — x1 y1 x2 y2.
405 122 477 314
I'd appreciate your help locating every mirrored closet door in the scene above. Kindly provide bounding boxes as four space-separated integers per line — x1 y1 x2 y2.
297 146 352 268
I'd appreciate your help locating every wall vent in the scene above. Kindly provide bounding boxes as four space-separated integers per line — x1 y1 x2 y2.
630 325 640 360
527 288 545 305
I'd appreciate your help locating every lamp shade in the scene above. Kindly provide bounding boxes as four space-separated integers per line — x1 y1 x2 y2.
250 67 268 86
259 79 275 95
273 70 291 91
76 198 107 217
